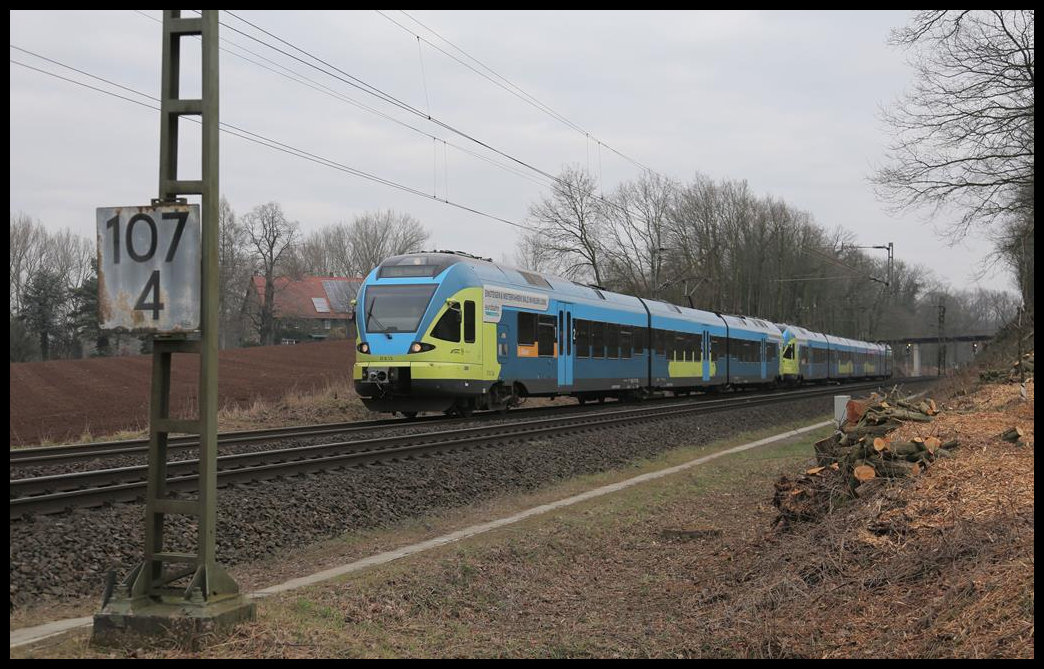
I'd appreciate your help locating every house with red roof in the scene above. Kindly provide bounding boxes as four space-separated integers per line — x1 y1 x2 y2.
244 275 362 345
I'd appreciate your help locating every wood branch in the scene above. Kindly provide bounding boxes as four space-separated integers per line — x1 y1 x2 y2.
888 409 933 423
843 421 902 438
855 477 887 498
874 460 921 478
999 426 1025 443
886 441 926 459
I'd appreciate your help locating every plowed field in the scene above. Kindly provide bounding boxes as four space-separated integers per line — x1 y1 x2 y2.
9 340 356 446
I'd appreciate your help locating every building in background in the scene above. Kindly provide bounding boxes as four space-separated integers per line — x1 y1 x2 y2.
244 276 361 345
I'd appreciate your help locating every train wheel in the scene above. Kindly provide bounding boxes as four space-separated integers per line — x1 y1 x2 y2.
577 396 586 406
401 411 418 419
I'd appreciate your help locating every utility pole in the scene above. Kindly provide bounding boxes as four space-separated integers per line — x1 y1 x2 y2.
937 301 946 375
93 10 254 648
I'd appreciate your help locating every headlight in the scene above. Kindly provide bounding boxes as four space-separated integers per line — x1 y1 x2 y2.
409 342 435 353
357 342 369 354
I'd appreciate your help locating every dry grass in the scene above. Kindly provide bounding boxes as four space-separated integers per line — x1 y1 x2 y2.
12 361 1034 658
215 379 375 432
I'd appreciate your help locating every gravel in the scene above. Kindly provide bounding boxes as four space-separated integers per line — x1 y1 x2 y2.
10 396 829 611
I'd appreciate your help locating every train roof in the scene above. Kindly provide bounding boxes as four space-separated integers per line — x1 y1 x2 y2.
719 313 783 339
373 255 889 349
374 252 648 312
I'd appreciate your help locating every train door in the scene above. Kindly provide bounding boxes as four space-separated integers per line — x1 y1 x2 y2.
557 304 574 388
702 328 711 382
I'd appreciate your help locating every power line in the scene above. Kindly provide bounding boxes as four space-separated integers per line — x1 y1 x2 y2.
135 11 558 192
17 11 675 240
214 11 660 225
9 51 537 233
382 10 660 176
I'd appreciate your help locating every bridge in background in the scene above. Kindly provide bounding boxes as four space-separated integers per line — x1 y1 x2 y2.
883 333 996 376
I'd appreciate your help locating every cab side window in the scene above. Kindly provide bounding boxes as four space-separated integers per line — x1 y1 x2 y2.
464 300 476 343
431 307 461 342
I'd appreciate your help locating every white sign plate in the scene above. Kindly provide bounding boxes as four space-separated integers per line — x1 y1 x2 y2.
96 204 201 332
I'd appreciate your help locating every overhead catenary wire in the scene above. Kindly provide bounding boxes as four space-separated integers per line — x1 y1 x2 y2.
9 51 537 234
216 10 664 225
18 11 693 243
382 10 660 178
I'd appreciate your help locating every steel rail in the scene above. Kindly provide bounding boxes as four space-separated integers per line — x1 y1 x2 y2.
10 377 930 468
10 379 930 518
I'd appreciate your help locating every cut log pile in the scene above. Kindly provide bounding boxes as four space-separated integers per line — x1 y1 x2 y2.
773 389 957 528
814 391 956 494
979 351 1034 383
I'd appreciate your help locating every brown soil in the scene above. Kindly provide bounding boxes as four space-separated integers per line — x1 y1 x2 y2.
9 340 357 447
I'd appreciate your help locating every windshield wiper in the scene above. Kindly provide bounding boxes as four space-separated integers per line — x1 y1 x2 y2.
365 298 394 339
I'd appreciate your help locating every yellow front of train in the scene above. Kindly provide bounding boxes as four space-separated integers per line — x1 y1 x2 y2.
353 253 502 417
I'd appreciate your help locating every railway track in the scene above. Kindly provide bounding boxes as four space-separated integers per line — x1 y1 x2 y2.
10 379 932 519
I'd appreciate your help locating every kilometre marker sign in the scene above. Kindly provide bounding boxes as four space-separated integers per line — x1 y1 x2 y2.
96 204 201 332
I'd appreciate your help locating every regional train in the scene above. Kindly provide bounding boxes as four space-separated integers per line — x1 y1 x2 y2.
352 251 892 417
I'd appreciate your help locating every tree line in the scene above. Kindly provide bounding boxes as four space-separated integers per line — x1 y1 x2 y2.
517 166 1019 345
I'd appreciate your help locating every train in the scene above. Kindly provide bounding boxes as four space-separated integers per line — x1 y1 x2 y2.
352 251 892 417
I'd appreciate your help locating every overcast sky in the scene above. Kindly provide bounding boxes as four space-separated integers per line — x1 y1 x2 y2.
9 10 1015 295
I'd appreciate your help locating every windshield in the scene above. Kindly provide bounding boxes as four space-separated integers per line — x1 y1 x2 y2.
363 284 438 334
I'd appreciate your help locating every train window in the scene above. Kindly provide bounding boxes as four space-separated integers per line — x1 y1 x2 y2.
537 315 557 356
766 342 777 362
620 328 632 359
591 322 605 358
691 334 703 361
633 327 645 354
517 312 538 345
363 284 438 333
430 307 461 342
606 324 620 359
464 301 476 343
711 336 728 361
576 319 590 357
783 343 794 360
674 332 686 361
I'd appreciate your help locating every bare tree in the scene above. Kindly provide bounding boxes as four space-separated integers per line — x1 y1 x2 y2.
10 212 46 314
513 229 572 277
525 165 607 286
217 197 253 348
297 226 343 277
989 183 1034 309
242 202 299 346
873 10 1034 239
345 210 429 277
601 171 677 297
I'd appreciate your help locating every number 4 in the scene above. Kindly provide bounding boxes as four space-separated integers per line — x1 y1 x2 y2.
135 270 164 320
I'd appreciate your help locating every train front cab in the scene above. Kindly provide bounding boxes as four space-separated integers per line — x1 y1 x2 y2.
779 324 830 383
354 254 500 416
